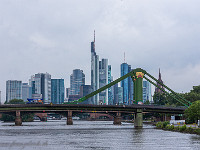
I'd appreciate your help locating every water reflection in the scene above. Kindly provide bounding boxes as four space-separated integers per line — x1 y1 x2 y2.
0 121 199 150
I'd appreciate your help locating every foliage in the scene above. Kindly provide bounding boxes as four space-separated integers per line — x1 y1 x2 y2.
184 100 200 123
1 114 15 122
5 99 25 104
153 93 167 105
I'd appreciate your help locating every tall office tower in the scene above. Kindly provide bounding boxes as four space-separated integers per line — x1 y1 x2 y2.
66 88 70 99
118 87 123 104
113 83 119 105
6 80 22 103
143 81 152 103
80 85 92 104
91 31 99 105
155 69 165 94
121 63 129 105
128 66 134 104
99 59 108 105
30 73 51 104
108 65 113 105
51 79 64 104
22 83 32 102
70 69 85 95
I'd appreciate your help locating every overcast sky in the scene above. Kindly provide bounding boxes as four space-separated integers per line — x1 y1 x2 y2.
0 0 200 103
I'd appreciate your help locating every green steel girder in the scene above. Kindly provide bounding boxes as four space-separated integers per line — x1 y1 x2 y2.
143 76 189 108
145 72 192 106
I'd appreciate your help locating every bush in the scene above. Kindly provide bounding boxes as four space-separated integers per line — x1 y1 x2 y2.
163 121 170 128
156 122 163 128
179 124 187 132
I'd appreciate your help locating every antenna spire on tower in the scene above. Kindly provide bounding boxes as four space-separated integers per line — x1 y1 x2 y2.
124 52 126 63
94 30 95 42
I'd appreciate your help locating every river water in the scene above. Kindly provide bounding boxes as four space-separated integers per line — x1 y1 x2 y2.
0 120 200 150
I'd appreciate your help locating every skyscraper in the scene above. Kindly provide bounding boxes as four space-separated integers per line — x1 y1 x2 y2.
108 65 113 105
22 83 32 102
51 79 64 104
70 69 85 95
155 69 165 93
30 73 51 104
6 80 22 102
99 58 108 105
121 63 129 105
79 85 92 104
91 31 99 105
143 80 152 103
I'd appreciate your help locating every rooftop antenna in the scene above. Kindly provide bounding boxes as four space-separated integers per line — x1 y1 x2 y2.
94 30 95 42
124 52 125 63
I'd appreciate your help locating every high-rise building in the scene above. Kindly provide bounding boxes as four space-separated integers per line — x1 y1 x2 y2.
118 87 123 104
70 69 85 95
99 59 108 105
30 73 51 104
108 66 113 105
155 69 165 93
91 31 99 105
51 79 64 104
80 85 92 104
113 83 119 105
66 88 70 99
6 80 22 102
128 66 134 104
121 63 129 105
22 83 32 102
143 80 152 103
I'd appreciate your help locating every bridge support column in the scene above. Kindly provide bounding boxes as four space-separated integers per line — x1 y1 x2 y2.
15 111 22 126
134 109 143 128
67 111 73 125
113 112 121 125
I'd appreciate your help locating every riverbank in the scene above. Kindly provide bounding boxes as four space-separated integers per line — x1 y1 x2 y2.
156 121 200 135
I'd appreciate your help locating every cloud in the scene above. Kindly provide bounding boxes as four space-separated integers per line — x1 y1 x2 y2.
0 0 200 102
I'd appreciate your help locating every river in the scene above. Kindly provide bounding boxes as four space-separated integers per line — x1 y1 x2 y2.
0 120 199 150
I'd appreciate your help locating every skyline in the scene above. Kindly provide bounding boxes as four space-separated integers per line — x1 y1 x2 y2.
1 0 200 102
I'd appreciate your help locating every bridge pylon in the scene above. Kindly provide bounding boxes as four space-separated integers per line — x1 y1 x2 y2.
15 110 22 126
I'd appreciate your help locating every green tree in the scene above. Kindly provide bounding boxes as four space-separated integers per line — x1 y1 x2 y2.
153 93 167 105
185 100 200 123
5 99 25 104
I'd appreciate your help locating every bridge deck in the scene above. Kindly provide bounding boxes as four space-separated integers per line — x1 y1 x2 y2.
0 104 186 114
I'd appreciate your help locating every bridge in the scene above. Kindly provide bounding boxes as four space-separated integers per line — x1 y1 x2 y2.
0 68 190 128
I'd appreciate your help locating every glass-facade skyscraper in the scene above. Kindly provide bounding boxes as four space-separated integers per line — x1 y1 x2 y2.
51 79 64 104
99 59 108 105
70 69 85 95
29 73 51 104
91 31 99 105
143 80 152 103
121 63 129 105
22 83 32 102
6 80 22 102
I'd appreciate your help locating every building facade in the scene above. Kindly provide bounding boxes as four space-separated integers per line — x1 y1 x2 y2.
143 80 152 103
6 80 22 102
30 73 51 104
91 32 99 105
70 69 85 95
51 79 64 104
22 83 32 102
121 63 129 105
80 85 92 104
99 59 108 105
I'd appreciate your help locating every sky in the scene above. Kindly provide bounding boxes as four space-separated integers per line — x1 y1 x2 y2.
0 0 200 103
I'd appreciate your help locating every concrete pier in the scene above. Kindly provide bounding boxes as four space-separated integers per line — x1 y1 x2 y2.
15 111 22 126
67 111 73 125
134 109 143 128
113 112 121 125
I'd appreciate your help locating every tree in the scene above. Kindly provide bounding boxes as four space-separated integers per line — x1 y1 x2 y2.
153 93 167 105
5 99 25 104
185 100 200 123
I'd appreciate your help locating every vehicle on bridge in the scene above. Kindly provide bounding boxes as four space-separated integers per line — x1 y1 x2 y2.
26 98 43 104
